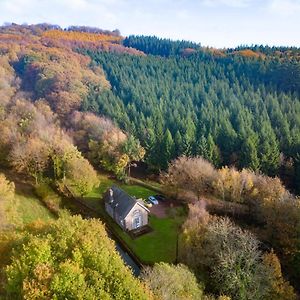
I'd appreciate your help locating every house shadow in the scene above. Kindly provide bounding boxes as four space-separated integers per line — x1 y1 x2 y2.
127 224 153 240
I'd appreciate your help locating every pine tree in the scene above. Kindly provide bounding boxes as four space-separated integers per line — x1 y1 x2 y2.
161 129 175 169
207 134 221 166
196 135 210 160
174 130 183 157
259 123 280 175
240 136 260 171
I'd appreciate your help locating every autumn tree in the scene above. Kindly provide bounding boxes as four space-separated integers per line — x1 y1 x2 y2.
142 263 204 300
202 218 271 300
4 215 152 299
213 167 254 203
247 173 286 219
181 207 273 300
0 100 98 195
258 192 300 281
0 174 19 229
67 111 143 178
263 251 296 300
161 156 217 201
179 201 210 274
17 45 109 116
63 149 98 196
10 137 50 185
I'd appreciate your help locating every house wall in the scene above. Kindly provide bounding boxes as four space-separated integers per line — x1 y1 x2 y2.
105 203 126 229
124 205 148 231
105 203 114 219
115 212 125 229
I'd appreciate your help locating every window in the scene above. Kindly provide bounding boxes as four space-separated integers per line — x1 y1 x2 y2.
132 209 142 229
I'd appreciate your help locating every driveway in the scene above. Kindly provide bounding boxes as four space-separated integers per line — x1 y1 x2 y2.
149 200 177 218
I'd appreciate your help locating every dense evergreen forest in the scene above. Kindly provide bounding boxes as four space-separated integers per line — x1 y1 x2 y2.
81 37 300 191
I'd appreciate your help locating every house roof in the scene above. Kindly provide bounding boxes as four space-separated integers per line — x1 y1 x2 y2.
104 185 148 219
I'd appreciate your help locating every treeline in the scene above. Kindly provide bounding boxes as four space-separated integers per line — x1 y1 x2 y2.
0 26 145 196
227 45 300 61
123 35 200 57
0 197 229 300
1 23 120 37
0 23 142 55
181 205 296 300
82 47 300 191
123 35 300 62
161 156 300 292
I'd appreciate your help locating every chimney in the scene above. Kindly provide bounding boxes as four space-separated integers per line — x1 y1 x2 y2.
109 188 114 203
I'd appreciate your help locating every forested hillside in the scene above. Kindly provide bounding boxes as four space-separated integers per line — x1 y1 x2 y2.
0 23 150 299
0 24 300 299
82 38 300 192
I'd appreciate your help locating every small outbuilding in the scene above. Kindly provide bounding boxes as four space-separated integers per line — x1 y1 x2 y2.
104 186 149 231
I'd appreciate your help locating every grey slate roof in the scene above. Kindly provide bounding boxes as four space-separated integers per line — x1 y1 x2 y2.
104 185 138 219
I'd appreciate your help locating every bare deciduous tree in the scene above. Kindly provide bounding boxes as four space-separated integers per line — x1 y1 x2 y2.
161 156 217 201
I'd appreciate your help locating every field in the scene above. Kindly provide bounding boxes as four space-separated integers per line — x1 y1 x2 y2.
0 168 55 224
17 193 55 224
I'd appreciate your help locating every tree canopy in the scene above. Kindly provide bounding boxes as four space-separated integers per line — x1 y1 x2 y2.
3 215 152 299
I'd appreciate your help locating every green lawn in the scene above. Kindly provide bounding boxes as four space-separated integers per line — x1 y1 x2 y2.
100 205 185 264
84 174 155 209
119 183 154 199
85 173 115 198
118 214 183 263
17 193 55 224
86 173 158 200
82 173 185 264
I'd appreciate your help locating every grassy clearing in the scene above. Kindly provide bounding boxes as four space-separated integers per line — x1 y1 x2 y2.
82 173 185 264
87 174 155 199
118 214 183 263
119 183 154 199
84 174 155 209
0 168 55 224
85 173 115 198
17 193 55 224
99 205 185 264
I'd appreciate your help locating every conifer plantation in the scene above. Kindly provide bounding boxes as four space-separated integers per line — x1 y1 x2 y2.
82 37 300 193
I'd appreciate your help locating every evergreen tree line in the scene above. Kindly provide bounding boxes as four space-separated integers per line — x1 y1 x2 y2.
80 39 300 191
123 35 200 57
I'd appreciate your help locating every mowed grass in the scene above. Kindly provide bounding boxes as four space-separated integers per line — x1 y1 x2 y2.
84 174 154 209
85 173 115 198
101 206 185 263
17 193 55 224
83 172 185 264
118 215 183 263
87 174 155 199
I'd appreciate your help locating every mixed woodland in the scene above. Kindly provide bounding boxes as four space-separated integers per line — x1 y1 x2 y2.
0 23 300 299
